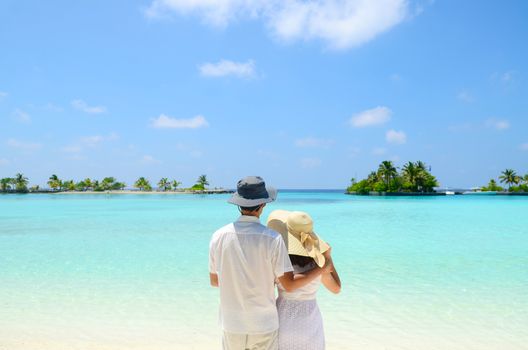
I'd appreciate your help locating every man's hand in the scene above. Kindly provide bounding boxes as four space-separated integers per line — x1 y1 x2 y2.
210 273 219 287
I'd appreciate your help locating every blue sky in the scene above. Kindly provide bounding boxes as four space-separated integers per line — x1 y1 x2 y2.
1 0 527 189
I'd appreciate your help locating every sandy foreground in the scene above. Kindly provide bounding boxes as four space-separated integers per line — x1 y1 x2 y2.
1 327 526 350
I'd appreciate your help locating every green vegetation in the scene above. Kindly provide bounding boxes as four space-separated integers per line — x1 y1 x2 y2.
191 174 209 191
1 173 215 193
47 174 62 191
134 177 152 191
1 173 29 193
347 161 439 194
481 179 504 192
495 169 528 192
158 178 170 191
172 180 181 190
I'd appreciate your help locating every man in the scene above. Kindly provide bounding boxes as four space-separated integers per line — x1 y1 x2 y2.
209 176 331 350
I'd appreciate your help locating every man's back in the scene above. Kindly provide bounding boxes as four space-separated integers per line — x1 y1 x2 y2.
209 215 292 334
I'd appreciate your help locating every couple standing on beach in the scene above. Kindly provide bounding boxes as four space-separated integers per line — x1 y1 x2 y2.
209 176 341 350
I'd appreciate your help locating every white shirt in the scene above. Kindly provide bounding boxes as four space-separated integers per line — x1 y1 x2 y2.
209 215 293 334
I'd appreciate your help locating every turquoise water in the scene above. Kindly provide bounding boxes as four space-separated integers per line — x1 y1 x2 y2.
1 192 527 349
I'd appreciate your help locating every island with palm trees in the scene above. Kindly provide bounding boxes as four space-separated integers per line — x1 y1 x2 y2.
346 161 528 196
480 169 528 194
346 160 440 195
0 174 233 194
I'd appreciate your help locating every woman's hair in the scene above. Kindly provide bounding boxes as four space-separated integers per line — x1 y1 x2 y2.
289 254 315 268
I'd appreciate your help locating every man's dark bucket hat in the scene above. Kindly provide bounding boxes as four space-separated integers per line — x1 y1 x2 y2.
228 176 277 207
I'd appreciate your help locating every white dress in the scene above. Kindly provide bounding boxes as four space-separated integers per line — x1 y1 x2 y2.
276 262 325 350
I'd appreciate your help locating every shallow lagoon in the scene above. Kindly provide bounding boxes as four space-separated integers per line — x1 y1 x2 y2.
1 192 527 349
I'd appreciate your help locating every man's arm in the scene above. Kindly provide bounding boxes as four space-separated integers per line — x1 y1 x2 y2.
210 273 219 287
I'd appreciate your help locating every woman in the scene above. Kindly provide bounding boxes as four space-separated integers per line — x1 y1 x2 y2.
267 210 341 350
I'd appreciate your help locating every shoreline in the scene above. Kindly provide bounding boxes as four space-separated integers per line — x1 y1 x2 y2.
0 189 235 195
52 189 234 195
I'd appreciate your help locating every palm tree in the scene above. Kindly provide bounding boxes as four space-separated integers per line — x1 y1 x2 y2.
499 169 518 190
62 180 75 191
172 180 182 190
366 171 378 184
113 182 126 190
100 177 116 191
377 161 398 190
134 177 152 191
158 178 171 191
83 178 93 191
14 173 29 192
402 161 419 191
47 174 62 191
1 177 13 192
75 180 87 191
196 174 209 189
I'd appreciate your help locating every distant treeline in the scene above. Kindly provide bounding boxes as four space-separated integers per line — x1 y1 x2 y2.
482 169 528 192
0 174 211 193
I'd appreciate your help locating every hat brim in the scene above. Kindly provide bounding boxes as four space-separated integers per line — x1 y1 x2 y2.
228 186 277 206
266 209 329 263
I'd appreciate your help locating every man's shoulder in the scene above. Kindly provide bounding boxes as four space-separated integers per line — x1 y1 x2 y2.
261 226 282 240
211 223 235 241
213 221 281 239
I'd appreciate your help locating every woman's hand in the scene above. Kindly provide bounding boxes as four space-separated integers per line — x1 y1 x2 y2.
322 245 334 273
321 244 341 293
323 245 332 260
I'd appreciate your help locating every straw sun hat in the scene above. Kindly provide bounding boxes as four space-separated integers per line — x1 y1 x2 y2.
267 210 329 267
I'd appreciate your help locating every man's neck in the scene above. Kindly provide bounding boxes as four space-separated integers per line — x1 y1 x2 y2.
241 212 260 219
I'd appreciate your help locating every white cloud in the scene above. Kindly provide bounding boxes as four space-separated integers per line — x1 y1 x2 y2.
7 138 42 151
457 90 474 103
386 129 407 144
295 137 334 148
12 109 31 124
71 99 107 114
0 158 9 166
151 114 209 129
141 155 161 164
0 91 7 99
371 147 386 156
145 0 410 50
300 157 322 169
349 106 392 128
485 118 510 131
520 143 528 151
199 60 256 78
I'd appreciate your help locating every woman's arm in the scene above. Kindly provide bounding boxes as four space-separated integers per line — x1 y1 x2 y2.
322 269 341 294
321 247 341 294
278 259 333 292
